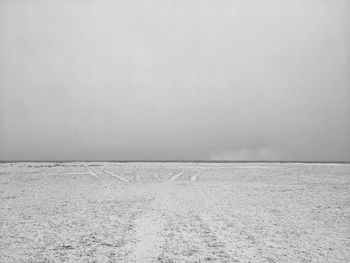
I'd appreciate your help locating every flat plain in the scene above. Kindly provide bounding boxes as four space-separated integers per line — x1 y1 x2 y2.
0 162 349 262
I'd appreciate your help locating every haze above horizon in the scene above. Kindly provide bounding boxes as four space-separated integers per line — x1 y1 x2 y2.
0 0 349 162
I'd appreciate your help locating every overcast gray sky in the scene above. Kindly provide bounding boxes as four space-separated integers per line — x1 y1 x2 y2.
0 0 349 161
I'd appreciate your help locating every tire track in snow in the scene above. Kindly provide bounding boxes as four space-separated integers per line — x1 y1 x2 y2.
99 168 129 183
168 171 184 182
88 169 109 187
155 172 162 182
190 169 204 181
132 209 165 263
130 184 165 263
134 172 141 184
47 172 90 176
60 172 90 175
188 183 240 262
191 181 280 262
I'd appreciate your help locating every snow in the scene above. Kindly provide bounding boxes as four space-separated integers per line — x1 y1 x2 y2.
1 162 349 262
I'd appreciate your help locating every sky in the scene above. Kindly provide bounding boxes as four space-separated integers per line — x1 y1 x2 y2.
0 0 349 161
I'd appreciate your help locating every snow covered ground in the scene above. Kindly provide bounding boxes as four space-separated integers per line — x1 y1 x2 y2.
1 162 349 262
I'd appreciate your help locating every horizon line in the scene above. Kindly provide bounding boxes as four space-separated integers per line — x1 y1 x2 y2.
1 160 349 164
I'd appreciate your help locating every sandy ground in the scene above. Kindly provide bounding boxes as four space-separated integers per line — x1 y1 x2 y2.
0 162 349 262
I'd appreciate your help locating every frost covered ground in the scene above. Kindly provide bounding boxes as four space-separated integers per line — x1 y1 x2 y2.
0 162 349 262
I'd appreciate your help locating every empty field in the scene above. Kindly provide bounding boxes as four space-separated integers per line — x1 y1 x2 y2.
0 162 349 262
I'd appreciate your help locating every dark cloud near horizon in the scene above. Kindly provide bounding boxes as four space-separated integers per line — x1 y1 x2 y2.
0 0 349 161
